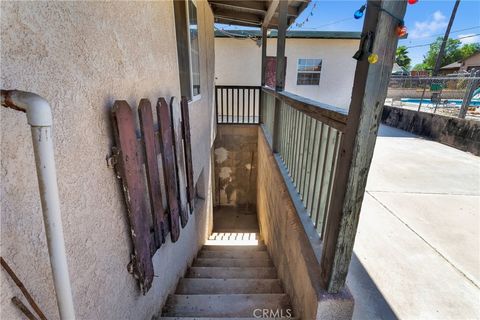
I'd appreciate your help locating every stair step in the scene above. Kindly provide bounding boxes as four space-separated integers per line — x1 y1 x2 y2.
176 278 283 294
186 267 277 279
198 250 269 259
202 244 267 251
157 313 297 320
162 294 292 317
193 258 272 268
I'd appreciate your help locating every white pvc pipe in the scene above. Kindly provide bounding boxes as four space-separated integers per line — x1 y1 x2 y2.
1 90 76 320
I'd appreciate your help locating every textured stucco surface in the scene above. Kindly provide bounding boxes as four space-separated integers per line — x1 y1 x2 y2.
215 37 359 108
257 126 353 320
1 1 215 319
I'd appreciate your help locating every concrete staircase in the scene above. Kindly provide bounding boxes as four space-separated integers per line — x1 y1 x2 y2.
160 233 294 319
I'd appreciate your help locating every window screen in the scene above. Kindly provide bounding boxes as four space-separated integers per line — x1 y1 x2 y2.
297 59 322 85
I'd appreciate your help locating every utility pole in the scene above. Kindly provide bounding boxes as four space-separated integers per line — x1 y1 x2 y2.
432 0 461 76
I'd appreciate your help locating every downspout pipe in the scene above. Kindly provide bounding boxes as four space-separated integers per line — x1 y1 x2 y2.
1 90 76 320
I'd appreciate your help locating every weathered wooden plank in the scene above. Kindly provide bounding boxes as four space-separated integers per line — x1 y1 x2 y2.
320 0 407 293
170 97 189 228
306 122 323 216
262 87 347 132
262 0 279 28
156 98 181 242
260 27 268 87
275 0 287 91
138 99 166 248
111 100 154 294
181 96 195 212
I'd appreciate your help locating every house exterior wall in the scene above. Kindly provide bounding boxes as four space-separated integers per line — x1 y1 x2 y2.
215 37 359 109
0 1 215 319
461 52 480 72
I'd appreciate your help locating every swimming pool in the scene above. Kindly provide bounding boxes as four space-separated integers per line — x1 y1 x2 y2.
400 98 480 107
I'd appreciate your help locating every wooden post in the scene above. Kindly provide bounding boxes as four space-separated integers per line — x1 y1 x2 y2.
320 0 407 293
272 0 288 152
261 27 268 87
275 0 287 92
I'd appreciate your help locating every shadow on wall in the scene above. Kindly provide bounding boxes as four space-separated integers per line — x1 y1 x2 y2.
213 125 258 210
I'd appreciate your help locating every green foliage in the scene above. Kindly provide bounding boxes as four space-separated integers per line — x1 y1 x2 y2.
421 37 480 70
423 37 462 70
459 43 480 59
395 46 411 70
412 63 428 71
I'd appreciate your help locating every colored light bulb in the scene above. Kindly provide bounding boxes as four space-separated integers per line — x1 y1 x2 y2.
354 10 364 19
354 5 366 19
368 53 378 64
396 25 408 37
408 0 418 4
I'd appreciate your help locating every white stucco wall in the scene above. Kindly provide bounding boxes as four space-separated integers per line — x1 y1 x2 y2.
215 37 359 109
1 1 214 319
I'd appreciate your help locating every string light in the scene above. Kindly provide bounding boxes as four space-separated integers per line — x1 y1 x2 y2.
396 23 408 37
294 1 318 28
368 53 379 64
354 5 366 19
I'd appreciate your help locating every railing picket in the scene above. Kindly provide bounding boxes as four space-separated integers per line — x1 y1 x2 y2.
312 125 329 225
321 130 341 240
315 126 332 231
305 121 319 214
285 107 292 172
307 122 323 216
301 117 314 201
252 89 256 124
298 113 309 200
236 88 239 123
290 110 299 178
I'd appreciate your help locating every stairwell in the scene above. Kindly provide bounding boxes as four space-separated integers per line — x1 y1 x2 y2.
160 208 294 319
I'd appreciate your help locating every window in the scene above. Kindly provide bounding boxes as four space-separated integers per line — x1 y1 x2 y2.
297 59 322 85
174 0 201 100
188 0 200 97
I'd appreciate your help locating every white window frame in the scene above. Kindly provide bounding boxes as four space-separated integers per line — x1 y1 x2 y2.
186 0 201 100
296 58 322 86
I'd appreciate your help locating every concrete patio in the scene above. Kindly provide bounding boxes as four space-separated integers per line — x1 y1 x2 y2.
348 125 480 319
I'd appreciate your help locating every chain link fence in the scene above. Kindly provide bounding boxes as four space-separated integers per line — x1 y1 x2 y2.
386 72 480 120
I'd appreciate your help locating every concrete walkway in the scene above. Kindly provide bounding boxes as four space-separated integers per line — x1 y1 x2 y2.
347 125 480 320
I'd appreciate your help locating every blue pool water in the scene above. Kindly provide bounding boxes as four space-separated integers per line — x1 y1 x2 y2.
401 98 480 107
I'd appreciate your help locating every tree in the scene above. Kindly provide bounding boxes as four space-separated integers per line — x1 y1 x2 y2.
422 37 462 70
459 43 480 60
412 63 428 71
395 46 411 70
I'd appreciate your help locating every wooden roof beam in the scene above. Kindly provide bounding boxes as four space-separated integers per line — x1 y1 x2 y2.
209 0 268 14
262 0 280 28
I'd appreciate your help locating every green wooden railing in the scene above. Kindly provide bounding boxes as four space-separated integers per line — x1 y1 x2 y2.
261 87 347 239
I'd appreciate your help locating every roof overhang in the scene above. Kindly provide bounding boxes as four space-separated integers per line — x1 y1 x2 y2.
208 0 310 29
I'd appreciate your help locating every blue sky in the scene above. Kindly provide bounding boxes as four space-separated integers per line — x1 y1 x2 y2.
220 0 480 67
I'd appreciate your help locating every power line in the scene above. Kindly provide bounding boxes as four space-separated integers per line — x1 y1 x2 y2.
410 26 480 40
404 33 480 49
301 17 354 30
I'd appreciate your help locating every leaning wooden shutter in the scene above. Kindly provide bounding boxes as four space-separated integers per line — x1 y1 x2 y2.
138 99 166 247
180 96 195 211
156 98 181 242
111 101 154 294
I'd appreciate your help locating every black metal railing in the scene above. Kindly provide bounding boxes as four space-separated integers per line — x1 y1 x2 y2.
215 85 261 124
